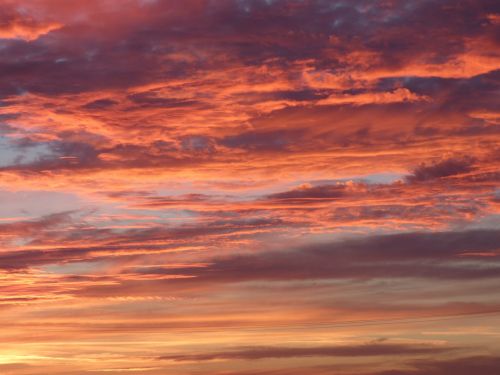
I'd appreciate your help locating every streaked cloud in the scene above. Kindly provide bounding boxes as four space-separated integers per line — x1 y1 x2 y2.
0 0 499 374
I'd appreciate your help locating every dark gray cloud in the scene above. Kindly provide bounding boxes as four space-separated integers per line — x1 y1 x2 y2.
267 184 347 200
406 157 475 182
132 229 500 282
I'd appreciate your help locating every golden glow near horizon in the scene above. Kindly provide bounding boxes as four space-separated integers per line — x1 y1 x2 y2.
0 0 499 374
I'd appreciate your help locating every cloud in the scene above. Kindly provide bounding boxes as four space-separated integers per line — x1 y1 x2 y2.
407 157 476 182
0 211 73 238
0 3 61 41
197 356 500 375
158 342 455 362
317 88 429 106
0 1 498 373
0 212 283 270
82 98 119 110
131 229 500 283
267 183 347 200
374 356 500 375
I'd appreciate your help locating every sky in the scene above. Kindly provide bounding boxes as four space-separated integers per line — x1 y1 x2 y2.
0 0 499 374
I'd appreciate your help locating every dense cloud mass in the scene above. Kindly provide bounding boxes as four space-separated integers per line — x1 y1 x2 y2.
0 0 499 374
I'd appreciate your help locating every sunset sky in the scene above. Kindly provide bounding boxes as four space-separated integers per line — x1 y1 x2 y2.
0 0 499 374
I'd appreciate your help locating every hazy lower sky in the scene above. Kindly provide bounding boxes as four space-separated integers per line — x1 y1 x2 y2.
0 1 499 374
